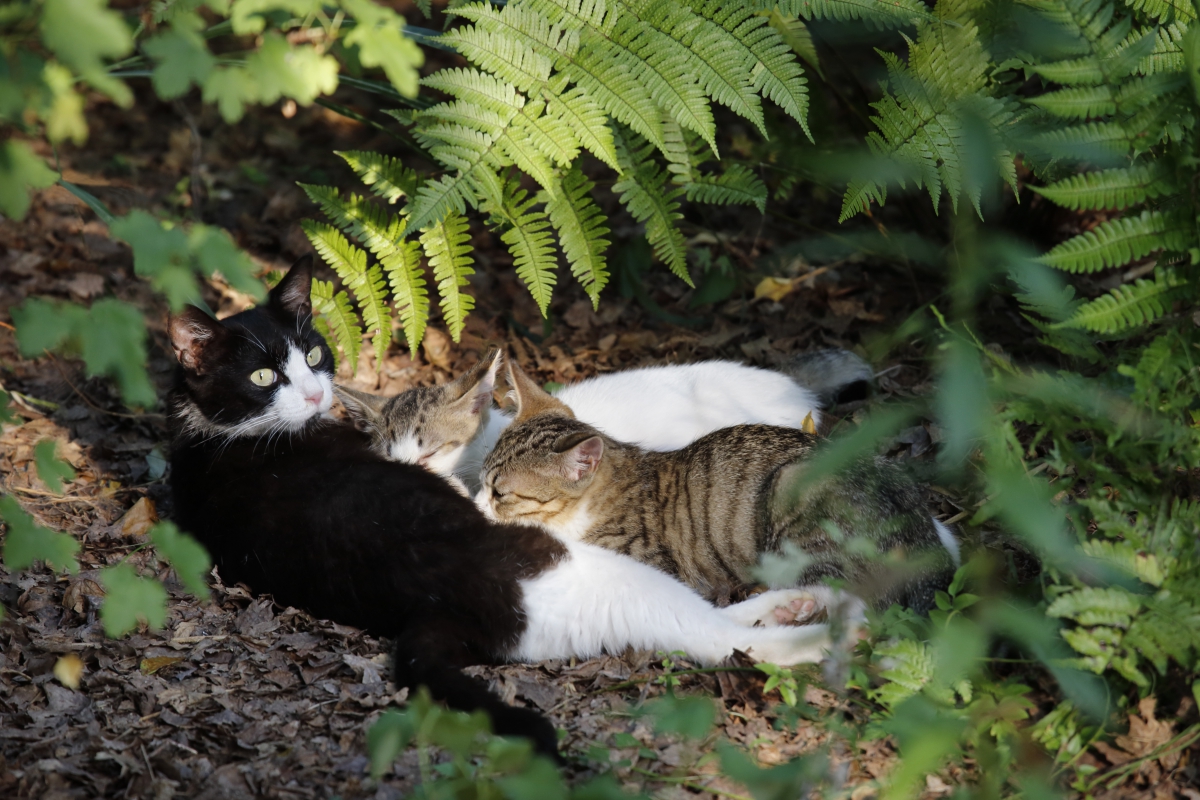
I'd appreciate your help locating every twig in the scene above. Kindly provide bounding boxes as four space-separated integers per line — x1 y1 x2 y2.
2 485 93 503
1085 724 1200 792
630 766 753 800
0 320 14 331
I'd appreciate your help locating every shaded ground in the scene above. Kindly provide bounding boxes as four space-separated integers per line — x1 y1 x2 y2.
1 80 1197 799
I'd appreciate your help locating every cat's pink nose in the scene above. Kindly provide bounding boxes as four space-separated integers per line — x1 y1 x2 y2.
305 391 324 406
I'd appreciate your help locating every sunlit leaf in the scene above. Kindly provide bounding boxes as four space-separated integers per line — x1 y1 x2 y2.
0 495 79 573
99 563 168 637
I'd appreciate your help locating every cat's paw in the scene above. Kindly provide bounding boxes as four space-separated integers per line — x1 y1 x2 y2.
741 623 831 666
722 589 820 628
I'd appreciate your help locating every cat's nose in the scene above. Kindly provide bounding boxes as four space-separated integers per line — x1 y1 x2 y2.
305 390 324 406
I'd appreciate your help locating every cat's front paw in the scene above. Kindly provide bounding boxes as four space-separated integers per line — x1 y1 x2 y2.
722 589 820 628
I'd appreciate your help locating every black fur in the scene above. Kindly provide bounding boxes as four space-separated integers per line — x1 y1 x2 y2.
167 260 566 756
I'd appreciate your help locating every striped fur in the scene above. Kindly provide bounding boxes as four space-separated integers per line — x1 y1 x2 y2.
478 365 955 612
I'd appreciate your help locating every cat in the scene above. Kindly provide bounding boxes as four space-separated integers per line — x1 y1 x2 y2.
335 347 874 494
167 257 835 757
474 360 960 614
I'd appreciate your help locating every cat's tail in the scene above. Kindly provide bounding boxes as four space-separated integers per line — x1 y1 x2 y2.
776 349 875 408
391 639 560 759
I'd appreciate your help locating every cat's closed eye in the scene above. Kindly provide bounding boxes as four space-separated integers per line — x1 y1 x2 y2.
250 368 277 387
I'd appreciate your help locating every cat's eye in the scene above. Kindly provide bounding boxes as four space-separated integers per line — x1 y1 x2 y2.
250 368 277 387
306 346 322 367
439 441 462 452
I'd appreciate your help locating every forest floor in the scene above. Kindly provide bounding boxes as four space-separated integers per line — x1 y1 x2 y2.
0 79 1196 800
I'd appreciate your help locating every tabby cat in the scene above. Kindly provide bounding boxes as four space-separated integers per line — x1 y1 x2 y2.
476 361 960 613
167 258 833 756
336 348 873 494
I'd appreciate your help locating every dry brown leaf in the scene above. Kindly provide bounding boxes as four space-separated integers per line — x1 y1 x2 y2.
422 327 453 370
118 497 158 538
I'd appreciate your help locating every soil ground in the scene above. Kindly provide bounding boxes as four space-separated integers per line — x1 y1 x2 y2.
1 73 1196 800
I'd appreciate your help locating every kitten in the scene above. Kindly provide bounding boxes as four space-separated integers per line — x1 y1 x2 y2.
167 258 834 757
476 361 960 613
338 349 872 494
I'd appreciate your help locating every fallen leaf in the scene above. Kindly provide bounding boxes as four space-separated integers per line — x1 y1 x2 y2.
925 774 952 795
140 656 184 675
118 497 158 538
801 411 817 434
754 276 796 302
53 654 84 689
422 327 453 370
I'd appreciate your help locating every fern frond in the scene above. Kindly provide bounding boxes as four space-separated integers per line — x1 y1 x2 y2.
547 86 619 168
1119 0 1196 24
337 151 422 205
402 169 481 236
1031 164 1175 210
419 211 477 341
440 25 555 94
301 221 393 363
545 165 610 308
1029 84 1115 118
300 184 407 257
1032 121 1132 162
486 179 558 316
421 68 528 118
1051 268 1189 333
684 163 767 212
686 0 811 137
1031 56 1104 86
381 239 429 354
614 130 692 286
310 278 363 374
770 0 933 28
1126 23 1187 75
632 0 767 137
1037 209 1191 273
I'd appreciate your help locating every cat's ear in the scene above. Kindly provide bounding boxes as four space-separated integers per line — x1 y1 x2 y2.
447 348 502 415
506 360 573 422
559 435 603 481
269 255 314 319
169 305 229 375
335 385 387 430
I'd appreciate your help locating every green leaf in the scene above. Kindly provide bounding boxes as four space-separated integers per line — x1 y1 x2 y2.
100 563 169 637
1052 268 1189 333
487 179 558 317
189 226 266 300
0 140 58 220
142 27 216 99
40 0 134 105
367 709 415 779
0 390 15 425
342 0 425 98
1037 210 1191 274
497 757 567 800
545 166 610 308
110 211 196 308
12 298 155 407
646 694 715 739
0 495 80 573
149 521 211 597
1031 164 1175 211
34 439 76 494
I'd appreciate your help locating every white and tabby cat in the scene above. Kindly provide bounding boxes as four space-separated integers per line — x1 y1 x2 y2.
336 348 874 493
167 258 835 757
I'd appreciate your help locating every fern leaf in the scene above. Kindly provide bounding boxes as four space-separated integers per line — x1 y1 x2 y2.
1125 23 1187 75
381 239 429 354
1033 121 1132 162
419 211 477 341
1031 164 1175 210
1037 209 1191 273
686 0 811 137
1119 0 1195 24
1051 268 1189 333
1029 85 1115 118
310 278 362 374
1048 586 1142 627
337 150 422 205
548 86 619 169
614 130 692 286
421 68 528 118
1032 56 1104 86
441 25 555 94
770 0 933 28
545 165 610 308
301 221 393 363
300 184 408 257
486 177 558 316
402 172 477 238
684 163 767 212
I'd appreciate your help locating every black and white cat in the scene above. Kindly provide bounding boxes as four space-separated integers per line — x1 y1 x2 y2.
167 257 832 756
